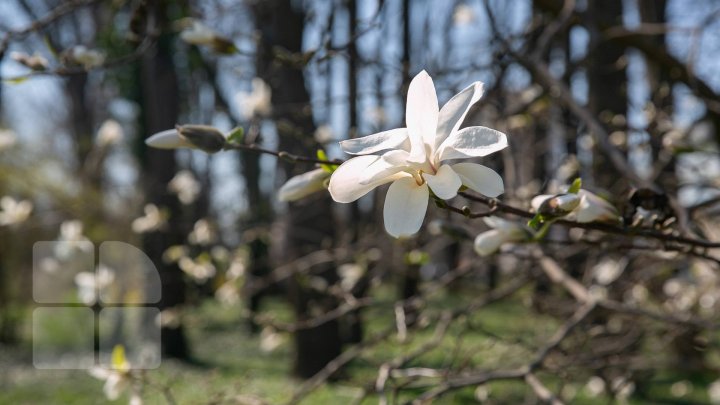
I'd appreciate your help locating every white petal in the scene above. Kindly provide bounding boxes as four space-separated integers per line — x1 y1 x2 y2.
531 195 553 212
360 150 410 185
406 71 438 162
145 129 192 150
383 177 429 238
576 190 618 223
339 128 410 155
437 126 507 162
473 229 505 256
329 156 400 203
451 163 504 197
435 81 484 150
424 164 462 199
278 169 329 202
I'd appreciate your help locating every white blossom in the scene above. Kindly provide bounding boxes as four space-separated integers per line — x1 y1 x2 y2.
314 125 335 144
96 119 124 146
0 196 33 226
74 265 115 305
473 217 528 256
532 190 619 223
329 71 507 237
278 168 330 202
131 204 166 233
68 45 106 68
236 78 272 120
89 345 140 404
168 170 201 204
453 4 475 25
188 218 217 245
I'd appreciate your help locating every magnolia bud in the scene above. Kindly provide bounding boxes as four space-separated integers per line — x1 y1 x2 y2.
176 125 226 153
538 193 580 217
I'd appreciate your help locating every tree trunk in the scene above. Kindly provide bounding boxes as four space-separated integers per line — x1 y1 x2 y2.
253 0 342 379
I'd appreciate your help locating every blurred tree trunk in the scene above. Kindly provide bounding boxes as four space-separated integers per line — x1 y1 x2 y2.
586 0 627 190
638 0 705 372
253 0 342 379
137 0 190 360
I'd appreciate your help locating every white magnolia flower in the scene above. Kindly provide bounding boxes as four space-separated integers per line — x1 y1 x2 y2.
0 196 33 226
278 168 330 202
96 119 124 146
168 170 201 204
532 190 619 223
329 71 507 237
473 217 528 256
236 78 272 120
68 45 106 68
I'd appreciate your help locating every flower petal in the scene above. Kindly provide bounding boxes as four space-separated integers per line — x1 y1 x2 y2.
406 70 438 162
531 195 553 212
451 163 504 197
145 129 193 149
437 126 507 162
424 164 462 200
360 150 410 185
383 177 429 238
473 230 504 256
278 169 329 202
435 81 484 150
576 190 619 223
329 156 400 203
339 128 410 155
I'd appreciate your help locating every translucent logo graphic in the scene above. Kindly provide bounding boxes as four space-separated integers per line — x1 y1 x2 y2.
32 241 162 370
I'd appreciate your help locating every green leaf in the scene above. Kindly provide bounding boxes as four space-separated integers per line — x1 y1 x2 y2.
568 177 582 194
317 149 338 173
528 214 544 230
227 126 245 144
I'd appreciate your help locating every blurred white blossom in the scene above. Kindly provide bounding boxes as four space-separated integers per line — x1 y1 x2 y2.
474 217 528 256
10 51 49 70
314 125 335 144
260 326 284 352
179 256 216 281
74 265 115 305
67 45 106 68
0 196 33 226
89 345 141 404
188 219 217 245
237 78 272 120
168 170 201 205
453 3 475 25
0 129 17 151
96 119 124 146
131 204 166 234
278 169 330 202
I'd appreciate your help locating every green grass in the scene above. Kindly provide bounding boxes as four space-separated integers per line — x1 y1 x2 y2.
1 285 718 404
